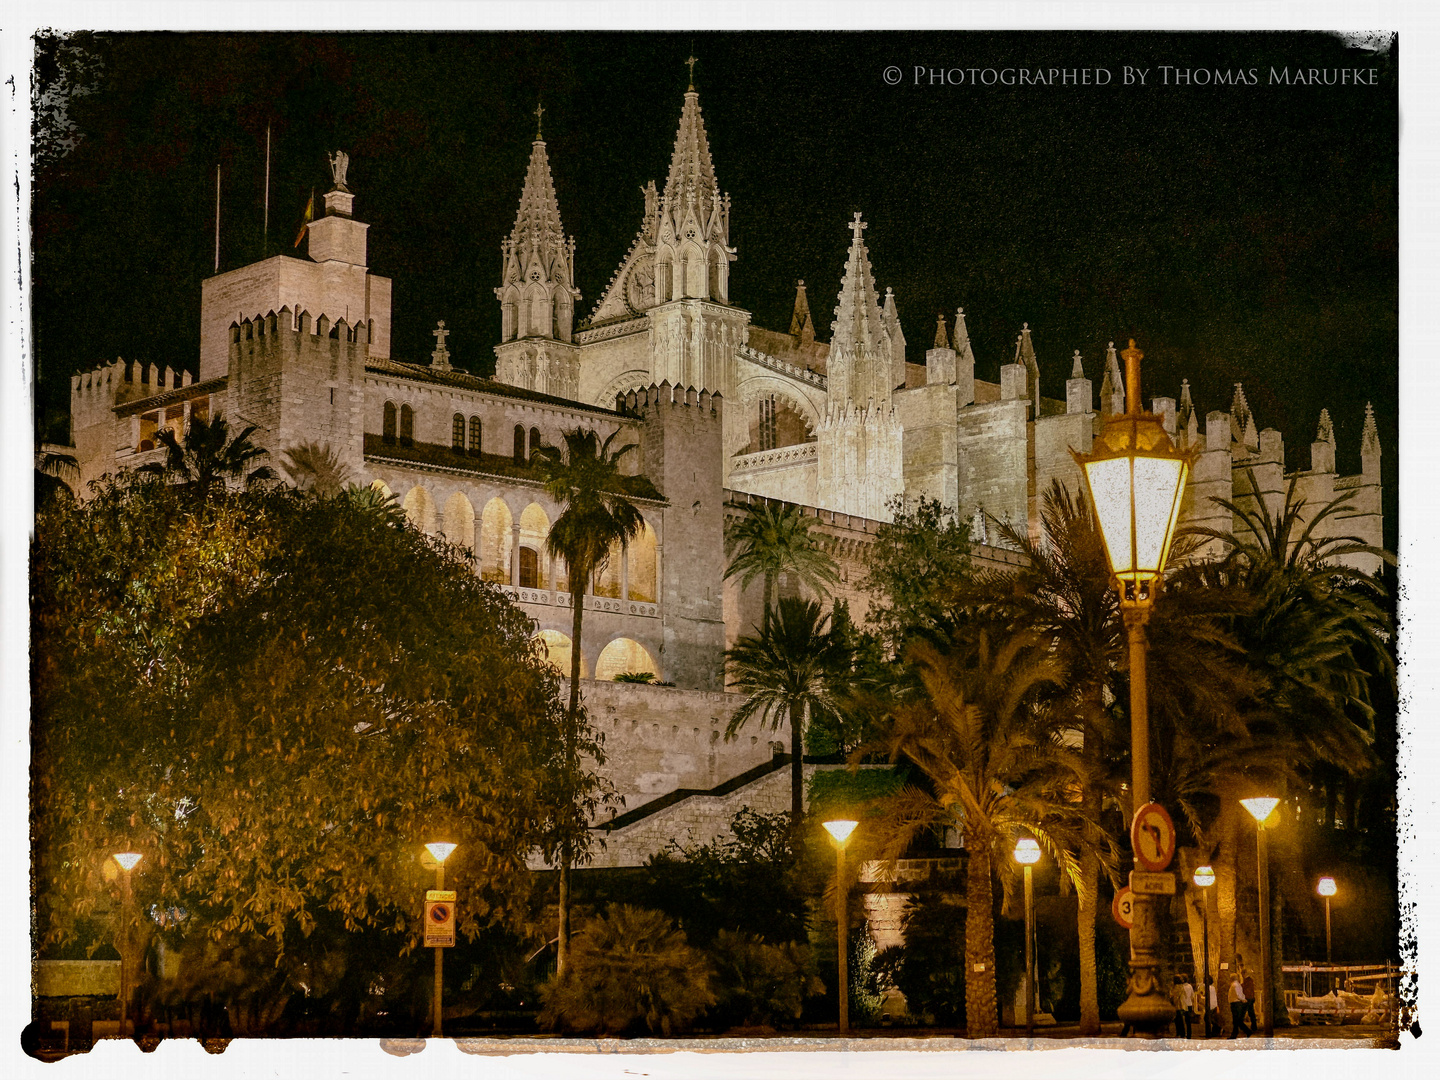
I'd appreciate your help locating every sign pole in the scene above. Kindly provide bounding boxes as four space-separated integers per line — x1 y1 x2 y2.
433 862 444 1039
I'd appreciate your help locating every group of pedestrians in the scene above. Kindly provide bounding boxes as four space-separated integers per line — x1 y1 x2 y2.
1167 969 1256 1038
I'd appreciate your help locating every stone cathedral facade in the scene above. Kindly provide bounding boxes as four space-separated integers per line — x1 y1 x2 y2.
63 81 1383 867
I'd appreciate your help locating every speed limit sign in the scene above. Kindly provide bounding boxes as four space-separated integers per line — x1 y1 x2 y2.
425 889 456 947
1112 886 1135 929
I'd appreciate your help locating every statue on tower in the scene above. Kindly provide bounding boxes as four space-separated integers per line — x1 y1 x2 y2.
329 150 350 192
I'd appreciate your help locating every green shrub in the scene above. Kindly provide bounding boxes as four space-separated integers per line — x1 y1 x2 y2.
539 906 714 1035
612 671 655 683
706 930 823 1029
872 892 967 1025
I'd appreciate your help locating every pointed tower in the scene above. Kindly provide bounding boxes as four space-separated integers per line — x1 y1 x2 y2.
1310 407 1336 473
1361 401 1381 478
881 287 907 391
493 111 583 398
1099 341 1125 417
816 213 904 521
790 280 815 345
952 307 976 404
642 68 750 397
1177 379 1200 446
1013 323 1042 417
1230 383 1258 451
926 312 956 385
1065 349 1092 415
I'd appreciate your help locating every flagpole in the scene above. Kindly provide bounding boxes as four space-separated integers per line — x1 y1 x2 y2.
214 164 221 273
263 124 271 257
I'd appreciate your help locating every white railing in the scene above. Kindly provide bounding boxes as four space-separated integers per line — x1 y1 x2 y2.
497 585 658 618
729 442 818 472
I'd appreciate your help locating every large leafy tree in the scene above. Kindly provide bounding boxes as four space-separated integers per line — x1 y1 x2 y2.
870 626 1104 1038
533 427 648 977
860 495 973 655
725 597 851 826
724 500 841 623
31 474 580 1024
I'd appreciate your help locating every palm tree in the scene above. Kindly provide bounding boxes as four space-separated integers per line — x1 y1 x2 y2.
871 625 1102 1038
533 427 647 978
279 441 351 498
724 500 841 623
725 597 850 825
139 413 275 501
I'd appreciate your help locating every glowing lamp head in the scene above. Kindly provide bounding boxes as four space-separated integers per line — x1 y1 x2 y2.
1240 797 1280 825
822 820 858 846
1318 876 1337 898
425 842 457 864
1193 865 1216 888
113 852 142 871
1071 340 1192 605
1013 837 1042 865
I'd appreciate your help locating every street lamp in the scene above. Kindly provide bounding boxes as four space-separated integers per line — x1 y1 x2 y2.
1193 865 1215 1036
1318 876 1337 968
822 820 859 1036
1241 797 1280 1038
1013 837 1042 1036
424 842 457 1038
112 852 142 1040
1073 338 1193 1037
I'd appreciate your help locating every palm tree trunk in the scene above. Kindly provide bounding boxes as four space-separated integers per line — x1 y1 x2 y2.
1078 784 1101 1035
789 698 804 826
963 825 998 1038
557 570 586 979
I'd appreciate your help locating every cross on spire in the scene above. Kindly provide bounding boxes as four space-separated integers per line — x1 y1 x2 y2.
686 54 698 89
850 211 867 239
535 100 544 140
431 320 451 369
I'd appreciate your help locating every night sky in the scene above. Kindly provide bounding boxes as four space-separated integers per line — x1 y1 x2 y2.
31 31 1398 545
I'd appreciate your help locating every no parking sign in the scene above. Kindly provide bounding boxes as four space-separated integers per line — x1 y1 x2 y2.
425 889 456 947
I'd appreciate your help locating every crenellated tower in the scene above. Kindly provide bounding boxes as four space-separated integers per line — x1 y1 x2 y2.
493 109 582 398
815 213 904 520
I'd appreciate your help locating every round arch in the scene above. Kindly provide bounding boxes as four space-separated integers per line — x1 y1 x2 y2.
536 629 588 679
401 485 436 534
478 497 513 583
443 491 475 550
519 503 551 589
594 637 660 682
626 518 658 603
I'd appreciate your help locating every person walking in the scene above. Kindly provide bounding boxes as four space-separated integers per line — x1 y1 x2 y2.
1171 975 1191 1039
1242 971 1258 1036
1181 973 1197 1039
1204 975 1220 1037
1228 972 1248 1038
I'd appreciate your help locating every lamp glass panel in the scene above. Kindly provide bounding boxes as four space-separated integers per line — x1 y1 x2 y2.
823 820 858 844
1193 865 1216 887
425 842 457 863
1131 456 1186 574
1318 877 1337 897
1013 837 1042 865
113 852 142 871
1240 796 1280 823
1084 456 1137 576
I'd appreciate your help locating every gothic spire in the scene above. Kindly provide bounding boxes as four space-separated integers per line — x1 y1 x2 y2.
496 134 579 344
1177 378 1194 427
1316 407 1334 444
1100 341 1124 416
509 136 567 249
953 307 975 369
1230 383 1254 445
1071 349 1085 378
790 279 814 343
1362 402 1380 456
830 213 884 359
934 312 950 351
661 83 720 234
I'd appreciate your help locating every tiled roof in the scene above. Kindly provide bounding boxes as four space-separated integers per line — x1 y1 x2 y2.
113 376 228 417
366 358 625 417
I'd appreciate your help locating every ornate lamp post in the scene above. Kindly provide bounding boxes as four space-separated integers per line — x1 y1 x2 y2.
1317 876 1337 965
425 842 457 1038
112 852 142 1040
822 820 859 1035
1073 338 1192 1037
1193 865 1215 1036
1014 837 1042 1036
1241 797 1280 1038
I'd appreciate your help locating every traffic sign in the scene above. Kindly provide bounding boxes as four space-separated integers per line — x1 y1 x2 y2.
425 889 456 947
1112 886 1134 929
1130 870 1176 896
1131 802 1177 871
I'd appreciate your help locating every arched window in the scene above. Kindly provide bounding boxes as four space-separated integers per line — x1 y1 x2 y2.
452 413 465 451
402 486 436 534
529 427 542 457
709 250 722 300
519 547 540 588
443 492 475 550
383 401 397 444
519 504 551 590
595 540 623 599
468 416 482 456
400 404 414 447
513 424 526 464
595 638 659 682
536 630 587 679
478 498 513 583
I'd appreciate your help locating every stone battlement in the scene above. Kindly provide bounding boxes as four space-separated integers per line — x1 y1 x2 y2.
616 380 723 421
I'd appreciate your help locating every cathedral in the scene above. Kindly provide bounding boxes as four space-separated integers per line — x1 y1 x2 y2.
63 78 1383 867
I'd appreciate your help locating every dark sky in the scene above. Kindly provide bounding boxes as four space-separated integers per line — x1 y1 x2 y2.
31 30 1398 545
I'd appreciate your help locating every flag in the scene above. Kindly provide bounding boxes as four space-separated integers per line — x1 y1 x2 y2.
293 189 314 248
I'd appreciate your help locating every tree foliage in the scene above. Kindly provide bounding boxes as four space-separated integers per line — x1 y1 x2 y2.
31 474 586 969
723 499 841 620
861 496 972 654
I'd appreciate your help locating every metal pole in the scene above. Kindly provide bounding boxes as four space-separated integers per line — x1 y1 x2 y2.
1127 614 1150 808
1325 896 1332 964
1201 890 1211 1036
1024 863 1035 1037
837 843 849 1036
118 871 131 1040
433 863 444 1039
1256 824 1273 1037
